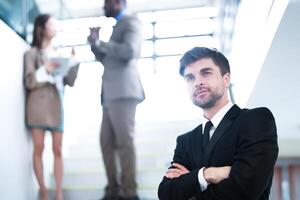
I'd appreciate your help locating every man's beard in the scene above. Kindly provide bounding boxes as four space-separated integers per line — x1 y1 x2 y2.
192 90 223 109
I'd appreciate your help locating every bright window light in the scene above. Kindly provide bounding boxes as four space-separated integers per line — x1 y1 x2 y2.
54 7 218 122
155 36 215 56
138 7 218 23
155 18 214 38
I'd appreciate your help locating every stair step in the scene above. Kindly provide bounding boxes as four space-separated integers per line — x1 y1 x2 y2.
73 120 199 144
48 188 158 200
64 155 172 172
51 170 164 189
66 145 175 159
47 120 200 200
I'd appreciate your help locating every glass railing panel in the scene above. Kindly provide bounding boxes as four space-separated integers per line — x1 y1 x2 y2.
0 0 39 39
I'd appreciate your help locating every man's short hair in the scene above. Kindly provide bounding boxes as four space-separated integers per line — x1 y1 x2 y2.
179 47 231 76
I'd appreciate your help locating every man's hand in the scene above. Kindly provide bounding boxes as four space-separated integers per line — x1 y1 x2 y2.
165 163 190 179
87 27 100 45
204 166 231 184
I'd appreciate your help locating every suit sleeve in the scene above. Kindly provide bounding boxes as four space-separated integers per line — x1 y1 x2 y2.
24 50 48 90
91 44 106 63
202 107 279 200
63 64 79 87
93 17 143 62
158 135 202 200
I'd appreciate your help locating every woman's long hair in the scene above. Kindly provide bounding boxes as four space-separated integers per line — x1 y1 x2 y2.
31 14 51 49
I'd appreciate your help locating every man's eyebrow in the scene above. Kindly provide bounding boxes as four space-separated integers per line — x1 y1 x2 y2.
184 73 193 78
184 67 214 78
200 67 213 73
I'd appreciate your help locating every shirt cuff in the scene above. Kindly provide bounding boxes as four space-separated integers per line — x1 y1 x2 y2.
36 66 55 84
198 167 209 191
54 75 64 91
95 39 101 47
95 39 109 54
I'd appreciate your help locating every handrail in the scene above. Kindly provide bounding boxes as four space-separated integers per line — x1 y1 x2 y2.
0 0 39 42
0 14 26 40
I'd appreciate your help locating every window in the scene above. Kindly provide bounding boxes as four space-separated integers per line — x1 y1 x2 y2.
55 7 218 122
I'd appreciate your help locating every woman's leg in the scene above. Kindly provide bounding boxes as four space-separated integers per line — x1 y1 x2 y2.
31 128 48 200
52 131 63 200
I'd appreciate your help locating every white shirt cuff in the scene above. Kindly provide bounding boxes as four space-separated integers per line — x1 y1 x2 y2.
198 167 209 191
36 66 55 84
95 40 101 47
54 75 64 91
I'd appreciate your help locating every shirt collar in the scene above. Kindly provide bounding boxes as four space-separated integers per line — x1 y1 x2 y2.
202 102 234 129
115 10 125 22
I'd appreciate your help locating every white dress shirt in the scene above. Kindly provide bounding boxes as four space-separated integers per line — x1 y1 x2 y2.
198 102 234 191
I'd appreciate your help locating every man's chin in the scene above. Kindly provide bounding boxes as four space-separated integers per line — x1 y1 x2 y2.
193 100 214 109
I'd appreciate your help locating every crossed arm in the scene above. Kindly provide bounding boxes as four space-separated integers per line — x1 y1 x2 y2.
158 108 278 200
158 132 232 200
166 163 231 184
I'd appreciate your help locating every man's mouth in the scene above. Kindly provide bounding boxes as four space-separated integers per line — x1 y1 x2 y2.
194 89 209 98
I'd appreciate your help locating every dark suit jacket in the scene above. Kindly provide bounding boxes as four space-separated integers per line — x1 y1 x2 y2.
158 105 278 200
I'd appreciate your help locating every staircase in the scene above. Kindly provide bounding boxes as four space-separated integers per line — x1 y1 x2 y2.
48 120 199 200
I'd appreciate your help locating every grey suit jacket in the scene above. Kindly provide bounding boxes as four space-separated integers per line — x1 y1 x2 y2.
91 14 145 104
24 47 79 128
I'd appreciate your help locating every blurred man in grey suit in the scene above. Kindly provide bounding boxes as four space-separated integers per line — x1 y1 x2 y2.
88 0 144 200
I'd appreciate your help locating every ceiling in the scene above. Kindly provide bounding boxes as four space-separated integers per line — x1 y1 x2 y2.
35 0 215 19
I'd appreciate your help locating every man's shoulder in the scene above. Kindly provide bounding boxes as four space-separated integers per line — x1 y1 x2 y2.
177 124 202 141
121 14 141 25
242 106 274 120
123 13 139 20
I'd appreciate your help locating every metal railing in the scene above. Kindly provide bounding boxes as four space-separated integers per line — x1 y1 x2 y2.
0 0 39 39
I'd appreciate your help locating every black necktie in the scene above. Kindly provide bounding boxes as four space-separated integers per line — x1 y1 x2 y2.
202 121 213 151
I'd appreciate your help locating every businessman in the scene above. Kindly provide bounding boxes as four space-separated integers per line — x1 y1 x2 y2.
158 47 278 200
87 0 144 200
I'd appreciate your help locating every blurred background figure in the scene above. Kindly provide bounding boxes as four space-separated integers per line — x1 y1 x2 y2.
87 0 144 200
23 14 79 200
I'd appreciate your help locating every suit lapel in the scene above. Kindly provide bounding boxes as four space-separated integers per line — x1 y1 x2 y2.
190 125 204 167
111 15 128 39
203 105 241 166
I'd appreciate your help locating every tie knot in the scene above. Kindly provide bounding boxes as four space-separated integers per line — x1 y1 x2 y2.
204 121 213 132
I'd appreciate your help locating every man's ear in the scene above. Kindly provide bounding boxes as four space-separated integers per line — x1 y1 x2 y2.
223 73 231 88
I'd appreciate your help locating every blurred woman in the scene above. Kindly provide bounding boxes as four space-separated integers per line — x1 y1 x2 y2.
24 14 79 200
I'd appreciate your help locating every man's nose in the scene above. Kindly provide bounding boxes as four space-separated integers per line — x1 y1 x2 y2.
194 76 203 87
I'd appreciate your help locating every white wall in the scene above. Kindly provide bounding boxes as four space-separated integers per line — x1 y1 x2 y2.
245 0 300 157
228 0 300 157
247 0 300 139
0 20 34 199
229 0 289 106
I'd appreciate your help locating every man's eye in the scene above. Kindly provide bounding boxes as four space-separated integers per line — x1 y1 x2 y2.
202 72 211 76
185 76 194 81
